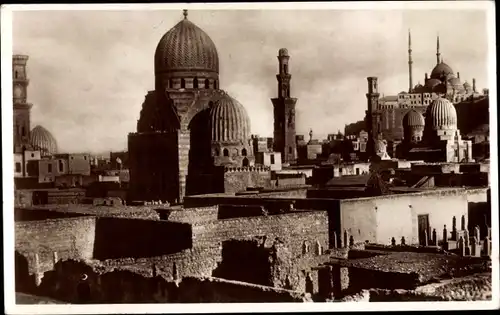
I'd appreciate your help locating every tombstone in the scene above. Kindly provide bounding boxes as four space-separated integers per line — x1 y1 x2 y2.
343 230 349 249
315 241 323 256
34 253 42 286
302 241 310 254
471 236 481 257
432 229 437 246
483 237 491 257
452 216 457 240
474 225 481 240
333 232 338 249
443 225 448 243
458 236 465 257
391 237 396 246
172 262 179 281
53 251 59 265
349 235 354 247
401 236 406 246
461 215 466 231
464 230 470 248
423 230 429 246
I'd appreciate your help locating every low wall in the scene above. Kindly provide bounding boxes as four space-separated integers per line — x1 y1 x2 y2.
29 259 311 303
191 211 330 258
15 217 97 274
15 208 86 222
157 207 219 223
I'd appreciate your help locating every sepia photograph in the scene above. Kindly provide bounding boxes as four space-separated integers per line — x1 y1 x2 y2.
2 2 498 313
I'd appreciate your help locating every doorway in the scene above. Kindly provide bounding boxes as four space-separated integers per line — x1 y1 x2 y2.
417 214 430 246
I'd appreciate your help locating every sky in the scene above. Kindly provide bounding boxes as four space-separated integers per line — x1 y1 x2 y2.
11 6 490 154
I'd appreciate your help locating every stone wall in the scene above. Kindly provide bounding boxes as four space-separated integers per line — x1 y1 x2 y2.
15 190 33 207
15 217 97 274
157 206 219 223
29 259 311 303
15 208 85 222
191 211 329 257
224 170 272 194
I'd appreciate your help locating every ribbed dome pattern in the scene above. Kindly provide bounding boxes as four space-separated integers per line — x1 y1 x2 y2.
403 110 425 128
30 125 58 155
430 62 454 79
154 17 219 75
425 98 457 130
209 93 251 143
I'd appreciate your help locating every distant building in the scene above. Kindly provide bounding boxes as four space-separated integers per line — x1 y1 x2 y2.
255 151 282 171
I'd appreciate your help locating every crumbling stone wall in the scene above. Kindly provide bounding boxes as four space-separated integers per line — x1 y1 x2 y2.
28 259 311 303
224 171 272 194
15 217 97 274
191 211 329 258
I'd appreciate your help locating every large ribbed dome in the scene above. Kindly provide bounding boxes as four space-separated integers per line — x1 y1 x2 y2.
30 125 58 156
430 61 454 79
403 109 425 128
209 93 250 143
154 13 219 75
425 97 457 130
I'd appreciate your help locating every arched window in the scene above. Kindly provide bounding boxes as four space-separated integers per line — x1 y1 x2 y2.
214 148 220 156
181 78 185 89
242 157 249 167
15 70 18 79
193 78 198 89
205 79 210 89
241 148 247 156
214 80 218 89
21 126 25 137
223 148 229 157
283 64 288 74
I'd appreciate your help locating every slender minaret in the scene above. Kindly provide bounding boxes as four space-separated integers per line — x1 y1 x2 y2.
408 29 413 93
272 48 297 164
436 35 441 65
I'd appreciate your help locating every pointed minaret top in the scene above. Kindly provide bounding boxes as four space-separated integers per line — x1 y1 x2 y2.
436 34 441 65
408 29 412 49
183 9 188 19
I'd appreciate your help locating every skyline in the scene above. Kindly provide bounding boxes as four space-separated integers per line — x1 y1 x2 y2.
12 8 490 154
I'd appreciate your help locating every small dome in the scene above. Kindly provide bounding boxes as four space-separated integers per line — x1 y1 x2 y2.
278 48 289 57
209 93 251 143
425 78 442 89
425 97 457 130
30 125 58 156
463 81 471 89
154 13 219 76
448 77 463 88
403 109 425 128
430 61 454 80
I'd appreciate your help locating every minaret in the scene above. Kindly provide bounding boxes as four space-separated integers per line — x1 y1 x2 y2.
436 35 441 65
13 55 33 154
408 30 413 93
365 77 381 159
271 48 297 164
473 78 477 93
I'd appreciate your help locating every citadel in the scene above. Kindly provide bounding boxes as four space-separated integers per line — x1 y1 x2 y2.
12 10 492 304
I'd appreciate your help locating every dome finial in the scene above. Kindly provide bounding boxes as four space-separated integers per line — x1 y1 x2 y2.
183 9 188 19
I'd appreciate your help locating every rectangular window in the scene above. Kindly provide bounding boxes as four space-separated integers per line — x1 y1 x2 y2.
15 162 21 173
270 154 275 165
48 163 53 173
58 160 64 172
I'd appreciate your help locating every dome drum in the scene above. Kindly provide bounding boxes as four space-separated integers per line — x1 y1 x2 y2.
159 74 219 90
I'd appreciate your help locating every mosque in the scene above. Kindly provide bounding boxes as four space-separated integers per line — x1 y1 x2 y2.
372 31 486 142
128 10 298 203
